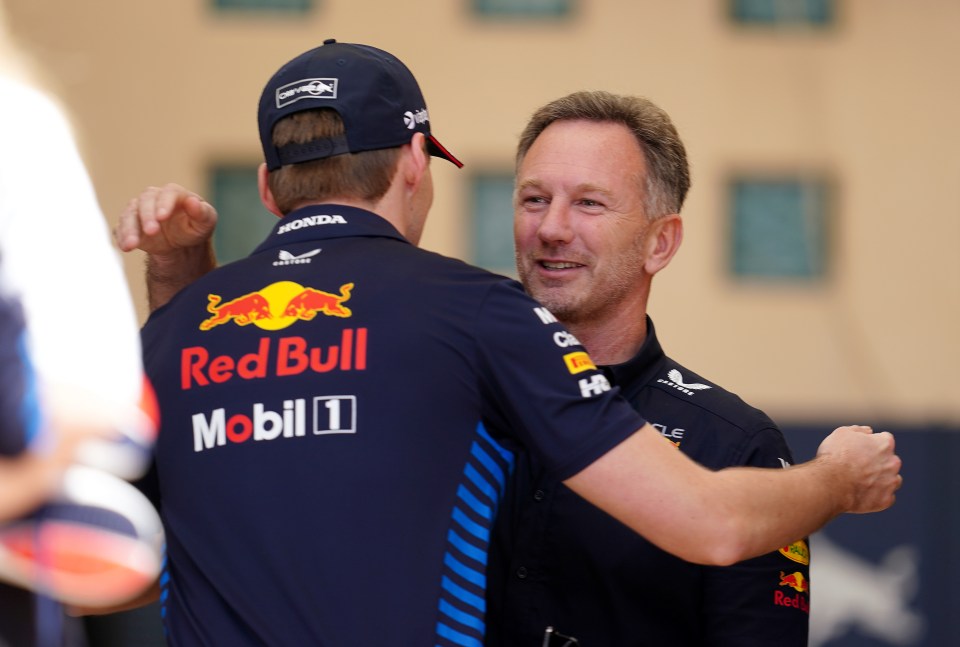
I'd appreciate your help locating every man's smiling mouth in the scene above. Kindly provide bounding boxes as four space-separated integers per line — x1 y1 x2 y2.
540 261 583 270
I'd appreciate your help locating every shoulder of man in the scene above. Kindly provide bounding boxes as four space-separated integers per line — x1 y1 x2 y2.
639 357 791 469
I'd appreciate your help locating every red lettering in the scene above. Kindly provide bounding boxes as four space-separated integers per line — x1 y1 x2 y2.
355 328 367 369
340 328 353 371
226 414 252 443
182 347 210 389
773 590 809 614
238 338 270 380
182 331 367 389
311 346 339 372
277 337 308 376
208 355 235 384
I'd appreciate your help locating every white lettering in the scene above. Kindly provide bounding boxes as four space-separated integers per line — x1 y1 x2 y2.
651 422 685 440
553 331 582 348
193 409 226 452
192 399 308 452
283 399 306 438
404 108 430 130
254 403 283 441
278 81 333 101
314 396 357 435
579 374 611 397
534 307 558 324
656 378 696 396
275 79 338 107
278 214 347 235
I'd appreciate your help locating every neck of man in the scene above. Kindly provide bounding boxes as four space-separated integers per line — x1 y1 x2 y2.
562 299 650 367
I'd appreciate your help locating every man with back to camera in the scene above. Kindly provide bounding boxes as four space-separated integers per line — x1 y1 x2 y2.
485 90 811 646
129 92 814 646
111 39 900 645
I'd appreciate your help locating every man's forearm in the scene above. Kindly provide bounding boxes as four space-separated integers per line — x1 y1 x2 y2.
146 242 217 312
565 423 898 566
702 458 844 564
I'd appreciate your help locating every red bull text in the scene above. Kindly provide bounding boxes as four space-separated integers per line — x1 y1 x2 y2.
181 328 367 390
774 571 810 613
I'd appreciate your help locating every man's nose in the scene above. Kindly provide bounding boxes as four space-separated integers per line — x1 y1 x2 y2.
537 203 574 244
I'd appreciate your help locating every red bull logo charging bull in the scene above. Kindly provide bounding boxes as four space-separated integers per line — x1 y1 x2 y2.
200 281 353 331
185 281 366 391
774 570 810 613
779 571 809 593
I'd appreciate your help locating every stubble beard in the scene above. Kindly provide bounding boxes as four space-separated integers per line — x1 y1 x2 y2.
516 253 593 326
517 241 647 329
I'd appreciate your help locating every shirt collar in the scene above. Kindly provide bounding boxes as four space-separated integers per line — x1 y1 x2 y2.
602 315 667 395
253 204 409 255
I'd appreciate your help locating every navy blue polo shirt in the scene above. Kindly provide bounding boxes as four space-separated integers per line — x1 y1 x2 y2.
140 205 645 646
487 318 810 647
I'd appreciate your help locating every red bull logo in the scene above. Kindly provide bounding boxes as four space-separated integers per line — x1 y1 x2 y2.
283 284 353 320
200 281 353 331
774 571 810 613
779 571 809 593
200 293 272 330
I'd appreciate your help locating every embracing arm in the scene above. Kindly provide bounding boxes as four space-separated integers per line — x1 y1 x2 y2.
698 429 811 646
114 184 218 312
564 423 901 566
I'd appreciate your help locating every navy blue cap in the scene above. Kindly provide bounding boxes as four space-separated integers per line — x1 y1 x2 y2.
258 39 462 171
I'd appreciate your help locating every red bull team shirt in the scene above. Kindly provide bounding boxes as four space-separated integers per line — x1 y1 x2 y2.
139 204 645 647
487 318 810 647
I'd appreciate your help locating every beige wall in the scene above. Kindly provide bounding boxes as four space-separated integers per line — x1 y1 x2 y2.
5 0 958 424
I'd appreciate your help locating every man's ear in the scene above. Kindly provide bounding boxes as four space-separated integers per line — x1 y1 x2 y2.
401 132 429 190
257 163 284 218
644 214 683 275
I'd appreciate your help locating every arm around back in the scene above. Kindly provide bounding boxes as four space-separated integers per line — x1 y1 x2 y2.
114 183 219 312
564 423 901 566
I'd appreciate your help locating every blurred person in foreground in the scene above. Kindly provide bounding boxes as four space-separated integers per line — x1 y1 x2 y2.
0 6 162 645
486 91 811 646
111 39 900 646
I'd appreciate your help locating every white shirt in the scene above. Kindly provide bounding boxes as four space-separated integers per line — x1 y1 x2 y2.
0 75 146 444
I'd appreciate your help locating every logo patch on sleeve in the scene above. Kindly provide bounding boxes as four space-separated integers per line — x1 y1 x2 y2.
563 351 596 375
780 539 810 565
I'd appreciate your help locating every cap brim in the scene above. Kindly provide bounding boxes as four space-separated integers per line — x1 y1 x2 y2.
427 135 463 168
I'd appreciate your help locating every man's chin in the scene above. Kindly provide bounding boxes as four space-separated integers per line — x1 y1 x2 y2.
528 290 580 321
